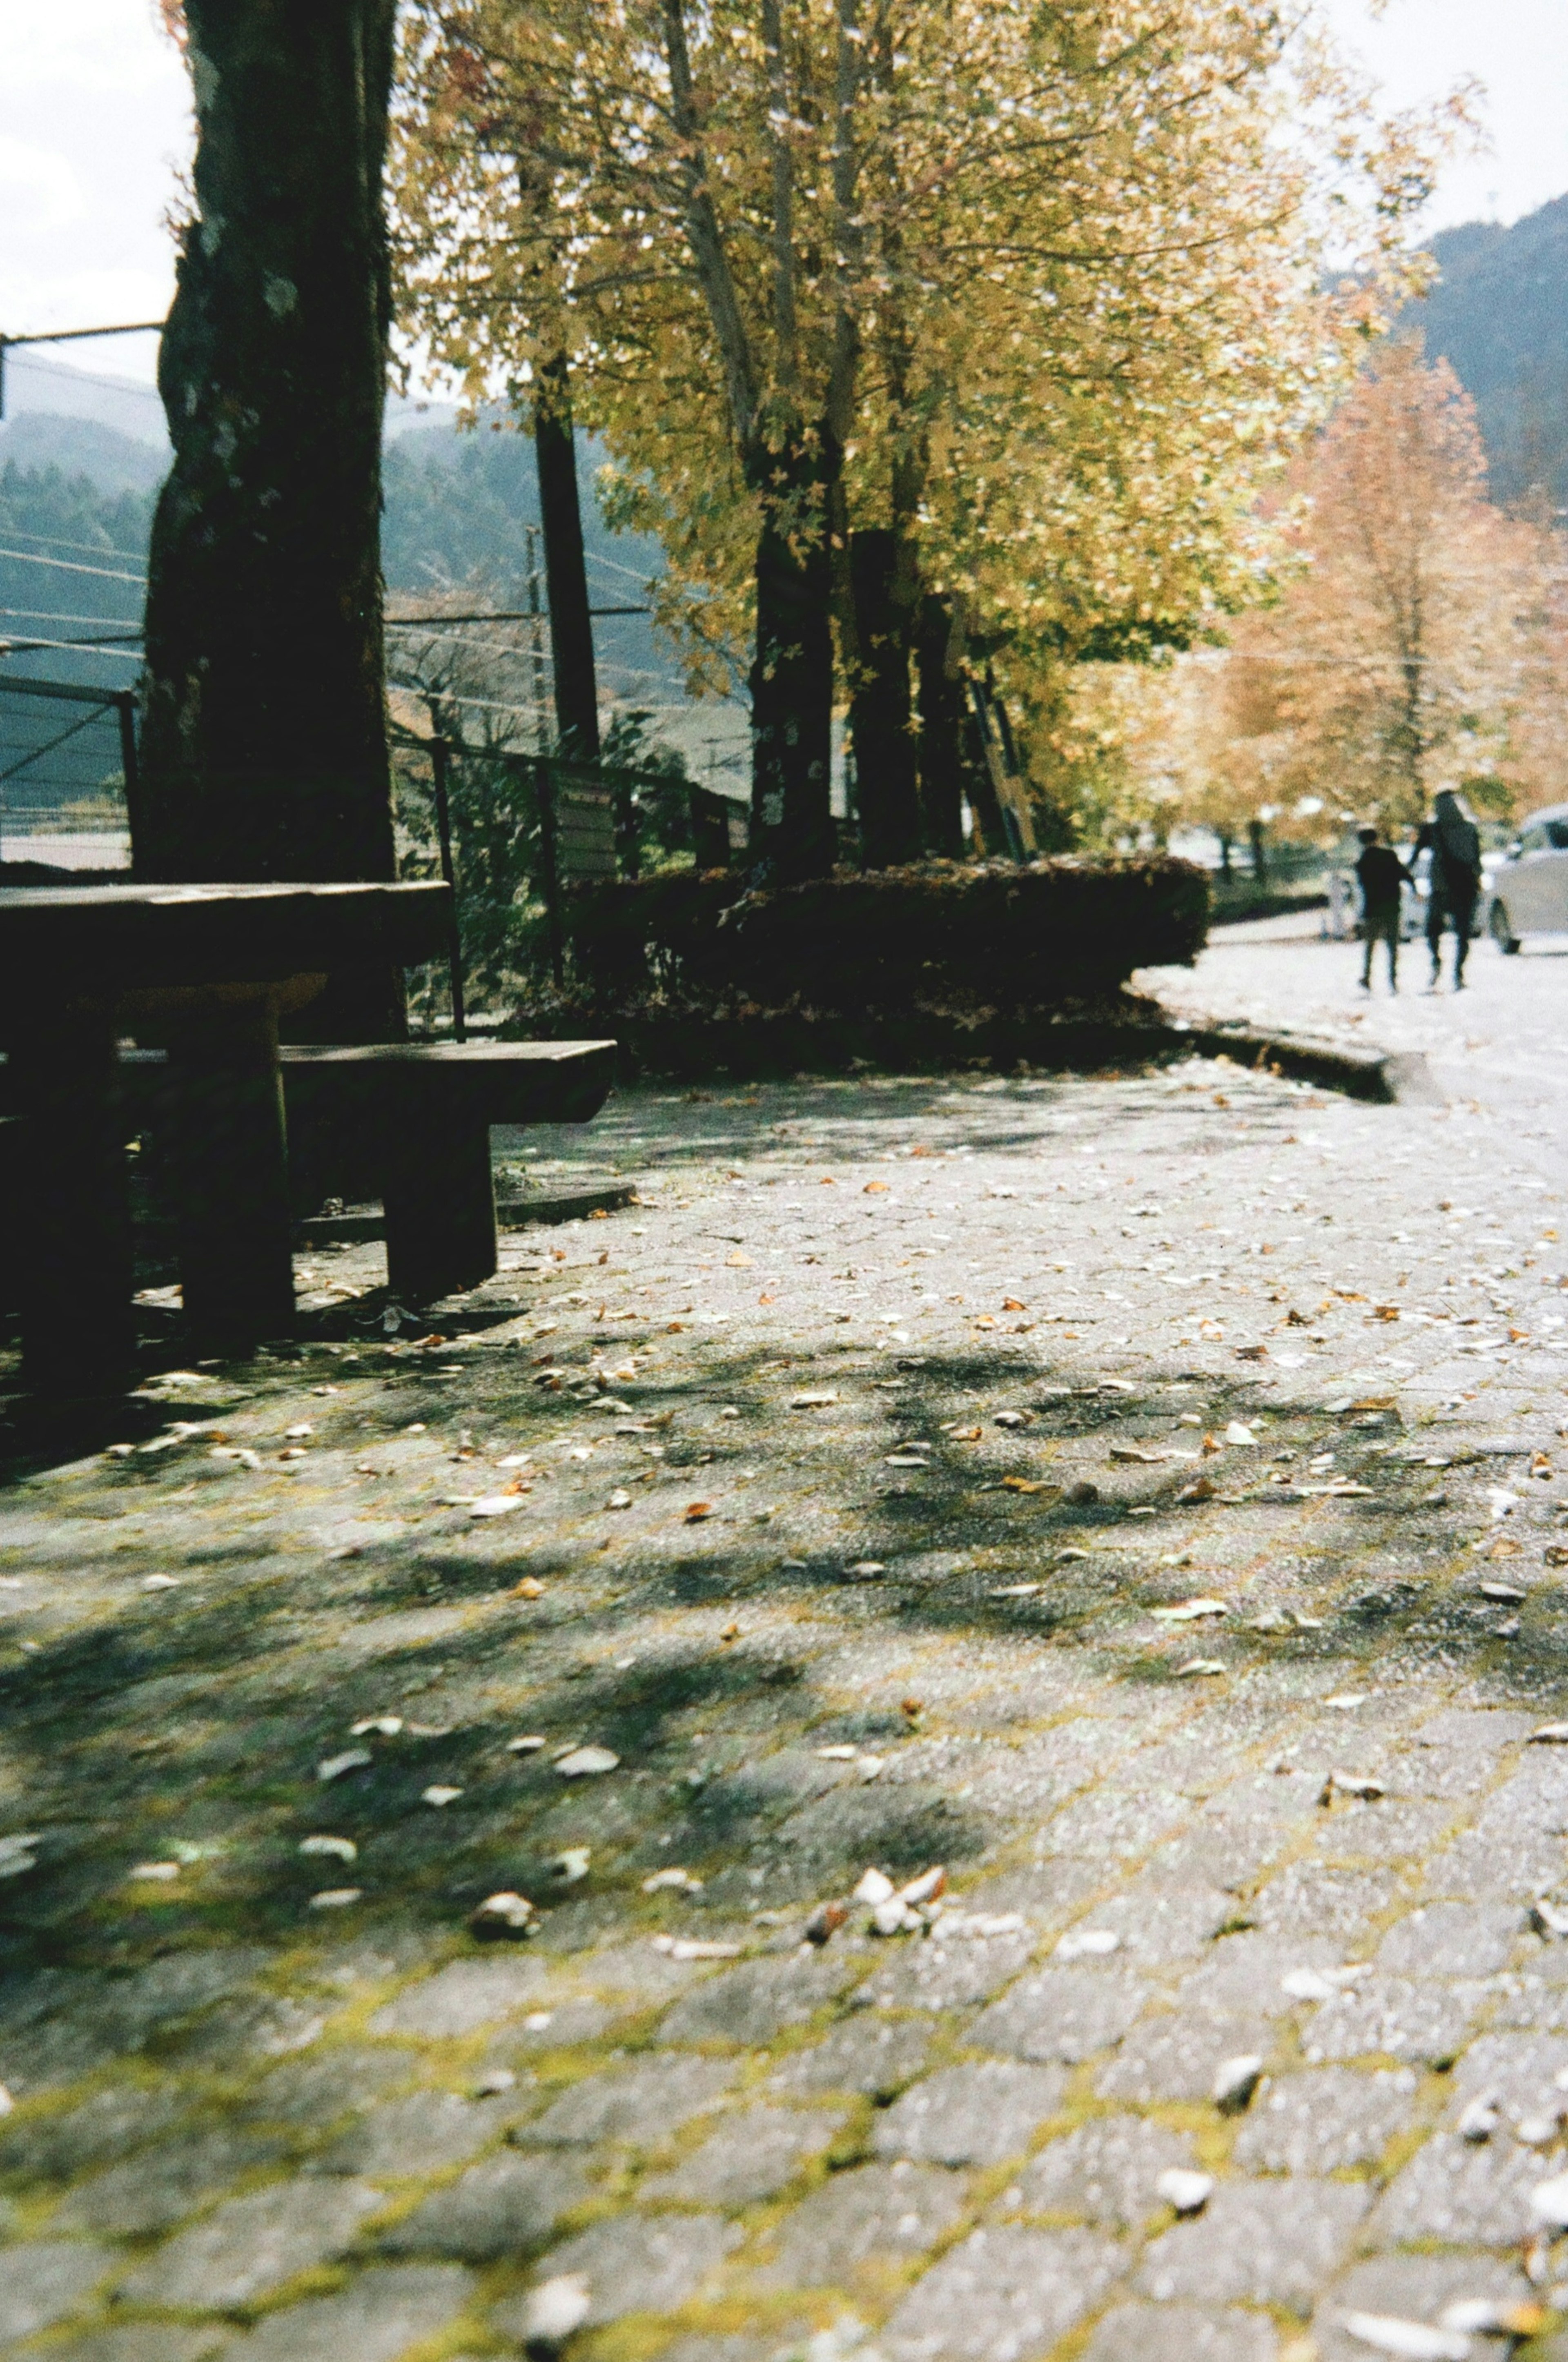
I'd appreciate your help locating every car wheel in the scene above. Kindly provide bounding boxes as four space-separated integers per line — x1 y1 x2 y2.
1490 901 1521 955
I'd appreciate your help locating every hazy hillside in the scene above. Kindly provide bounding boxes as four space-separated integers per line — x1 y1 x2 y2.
1410 193 1568 506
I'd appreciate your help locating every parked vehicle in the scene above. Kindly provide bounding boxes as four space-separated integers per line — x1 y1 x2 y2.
1486 805 1568 953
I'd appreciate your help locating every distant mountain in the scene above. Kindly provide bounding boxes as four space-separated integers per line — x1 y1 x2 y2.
1409 193 1568 507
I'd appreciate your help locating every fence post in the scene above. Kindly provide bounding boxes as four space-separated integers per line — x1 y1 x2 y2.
115 693 144 874
427 735 467 1040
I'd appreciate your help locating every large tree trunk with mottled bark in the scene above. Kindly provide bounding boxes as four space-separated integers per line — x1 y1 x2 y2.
915 594 969 858
747 426 837 886
139 0 401 1035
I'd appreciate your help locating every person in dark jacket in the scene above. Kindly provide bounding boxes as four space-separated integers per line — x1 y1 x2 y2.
1412 790 1483 989
1354 825 1408 991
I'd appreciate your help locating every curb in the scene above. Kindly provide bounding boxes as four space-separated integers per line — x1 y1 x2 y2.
1167 1022 1443 1106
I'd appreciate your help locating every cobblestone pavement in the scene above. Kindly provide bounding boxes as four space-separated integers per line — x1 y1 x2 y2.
1140 917 1568 1124
3 1053 1568 2361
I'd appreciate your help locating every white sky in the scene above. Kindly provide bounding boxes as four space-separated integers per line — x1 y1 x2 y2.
0 0 1564 390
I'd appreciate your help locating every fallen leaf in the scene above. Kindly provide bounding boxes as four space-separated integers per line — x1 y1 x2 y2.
642 1868 703 1893
1156 2168 1214 2215
947 1425 983 1441
1212 2053 1263 2112
1339 2313 1469 2360
650 1936 742 1960
316 1748 372 1783
308 1888 362 1910
789 1390 839 1409
1175 1658 1227 1678
864 1180 890 1194
1056 1928 1120 1960
726 1251 753 1267
1321 1770 1385 1803
554 1746 619 1779
1546 1546 1568 1569
471 1890 537 1941
421 1785 463 1807
547 1846 591 1883
1002 1297 1027 1311
719 1621 740 1643
1530 1722 1568 1743
684 1500 715 1522
1001 1476 1059 1495
509 1577 546 1601
299 1835 357 1862
804 1901 849 1945
506 1734 547 1754
1177 1476 1216 1503
1151 1597 1229 1622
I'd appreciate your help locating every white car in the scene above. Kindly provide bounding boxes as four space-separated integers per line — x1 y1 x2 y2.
1487 804 1568 953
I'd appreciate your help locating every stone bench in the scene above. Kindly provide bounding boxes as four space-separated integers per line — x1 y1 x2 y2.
278 1040 616 1302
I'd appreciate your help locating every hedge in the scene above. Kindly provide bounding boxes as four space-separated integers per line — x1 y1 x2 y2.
567 856 1207 1009
508 857 1208 1077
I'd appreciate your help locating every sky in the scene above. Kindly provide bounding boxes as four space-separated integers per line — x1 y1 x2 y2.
1 0 1566 392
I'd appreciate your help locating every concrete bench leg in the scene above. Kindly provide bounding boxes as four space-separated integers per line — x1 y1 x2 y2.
167 1001 296 1354
12 1012 136 1393
382 1114 497 1304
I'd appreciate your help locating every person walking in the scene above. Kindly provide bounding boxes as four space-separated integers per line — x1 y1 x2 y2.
1413 790 1483 989
1354 824 1407 991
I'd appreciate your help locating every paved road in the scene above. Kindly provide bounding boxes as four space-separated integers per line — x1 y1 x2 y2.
1141 915 1568 1137
2 1055 1568 2360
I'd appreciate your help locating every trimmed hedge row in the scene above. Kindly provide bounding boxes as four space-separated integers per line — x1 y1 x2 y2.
566 856 1208 1011
506 858 1207 1078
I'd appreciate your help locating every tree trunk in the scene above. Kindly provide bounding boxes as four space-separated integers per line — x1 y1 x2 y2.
534 357 601 764
848 528 922 868
1218 830 1233 878
915 594 967 858
139 0 401 1036
748 425 837 885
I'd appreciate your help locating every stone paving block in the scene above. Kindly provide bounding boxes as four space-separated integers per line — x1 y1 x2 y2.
1314 2252 1538 2362
1081 1882 1239 1967
1034 1784 1193 1860
316 2089 510 2177
117 2176 381 2310
1139 2179 1369 2312
659 1953 862 2047
0 2240 116 2344
1249 1862 1405 1946
52 2126 290 2236
0 2083 187 2182
243 2046 416 2126
643 2105 844 2204
366 1959 555 2038
1375 1900 1521 1977
1488 1976 1568 2032
1368 2130 1548 2246
1083 2303 1278 2362
1177 1933 1342 2018
1425 1825 1566 1902
970 1966 1149 2064
756 2161 969 2289
855 1930 1037 2013
1013 2115 1198 2231
379 2150 591 2259
1095 2010 1278 2104
881 2224 1126 2362
1452 2030 1568 2119
768 2015 933 2099
523 2055 739 2148
873 2062 1067 2168
1232 2067 1419 2174
768 1779 988 1889
955 1859 1107 1928
1312 1799 1461 1865
226 2263 475 2362
1302 1974 1483 2065
499 2213 741 2329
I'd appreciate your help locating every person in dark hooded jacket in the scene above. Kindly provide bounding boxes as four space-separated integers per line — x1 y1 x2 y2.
1412 790 1482 989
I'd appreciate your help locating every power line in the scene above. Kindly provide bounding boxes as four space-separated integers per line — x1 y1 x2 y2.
0 545 148 586
0 525 150 565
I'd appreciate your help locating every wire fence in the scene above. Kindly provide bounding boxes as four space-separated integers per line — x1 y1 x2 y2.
0 675 135 867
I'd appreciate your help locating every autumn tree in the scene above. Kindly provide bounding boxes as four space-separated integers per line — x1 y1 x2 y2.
140 0 403 1032
392 0 1451 879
